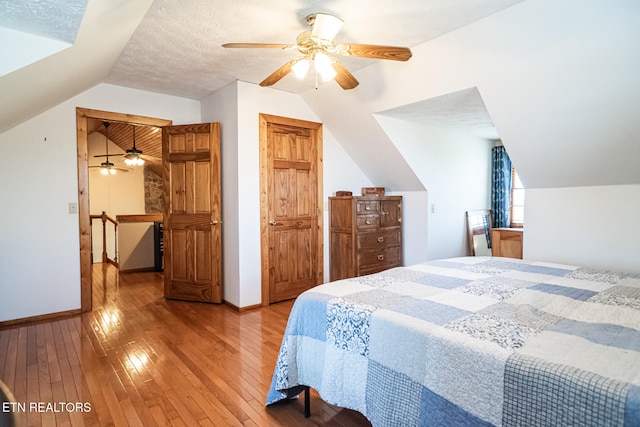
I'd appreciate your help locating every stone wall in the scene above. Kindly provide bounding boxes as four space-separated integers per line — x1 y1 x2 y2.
144 166 163 213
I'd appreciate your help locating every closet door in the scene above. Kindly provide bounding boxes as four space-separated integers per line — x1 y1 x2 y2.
260 114 324 304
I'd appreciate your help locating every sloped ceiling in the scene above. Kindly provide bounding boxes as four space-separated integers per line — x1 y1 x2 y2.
378 87 499 140
0 0 87 43
1 0 639 192
0 0 523 134
0 0 155 133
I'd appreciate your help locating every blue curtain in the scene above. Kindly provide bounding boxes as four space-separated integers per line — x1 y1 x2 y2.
491 146 512 228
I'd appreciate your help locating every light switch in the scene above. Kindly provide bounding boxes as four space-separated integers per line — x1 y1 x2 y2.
68 202 78 214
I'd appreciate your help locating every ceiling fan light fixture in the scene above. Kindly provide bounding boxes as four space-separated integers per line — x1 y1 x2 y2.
99 122 117 175
100 162 117 175
292 57 311 79
314 52 337 82
124 150 145 166
123 125 145 166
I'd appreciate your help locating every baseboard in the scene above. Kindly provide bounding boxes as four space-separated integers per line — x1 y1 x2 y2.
223 300 263 312
0 309 82 330
119 267 158 273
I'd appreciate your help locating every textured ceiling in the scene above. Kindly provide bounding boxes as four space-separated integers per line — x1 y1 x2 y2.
0 0 87 43
102 0 522 140
0 0 526 139
105 0 524 100
378 87 499 140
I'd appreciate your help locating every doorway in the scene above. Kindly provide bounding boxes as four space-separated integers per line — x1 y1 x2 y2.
76 107 172 312
259 114 324 304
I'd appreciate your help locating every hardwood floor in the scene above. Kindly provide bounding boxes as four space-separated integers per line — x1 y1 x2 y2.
0 264 371 426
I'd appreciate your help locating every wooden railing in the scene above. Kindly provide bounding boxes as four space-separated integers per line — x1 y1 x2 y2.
90 211 118 267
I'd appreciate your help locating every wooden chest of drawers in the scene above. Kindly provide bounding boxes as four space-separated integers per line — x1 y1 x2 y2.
329 195 402 281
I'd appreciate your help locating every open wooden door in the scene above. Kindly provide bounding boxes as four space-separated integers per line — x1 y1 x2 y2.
163 123 222 303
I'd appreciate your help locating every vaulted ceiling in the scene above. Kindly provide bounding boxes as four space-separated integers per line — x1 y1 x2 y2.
0 0 522 136
1 0 639 191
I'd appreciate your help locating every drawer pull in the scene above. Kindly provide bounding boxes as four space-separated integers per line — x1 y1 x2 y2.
365 219 372 225
377 236 385 243
377 255 385 261
381 211 389 215
365 205 371 211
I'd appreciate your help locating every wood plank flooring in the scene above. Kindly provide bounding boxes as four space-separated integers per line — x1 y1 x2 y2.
0 264 371 426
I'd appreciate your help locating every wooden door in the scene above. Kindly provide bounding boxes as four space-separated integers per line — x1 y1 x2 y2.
260 114 323 304
163 123 222 303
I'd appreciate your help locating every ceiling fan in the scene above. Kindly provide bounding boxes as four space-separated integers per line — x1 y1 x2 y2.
223 13 412 90
93 123 161 168
122 125 147 166
90 122 130 174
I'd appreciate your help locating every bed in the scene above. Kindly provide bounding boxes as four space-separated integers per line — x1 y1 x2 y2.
266 256 640 426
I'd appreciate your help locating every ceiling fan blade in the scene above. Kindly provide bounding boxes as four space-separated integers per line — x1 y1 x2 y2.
140 154 161 162
337 44 412 61
332 62 359 90
260 61 294 87
89 166 131 172
222 43 292 49
310 13 343 42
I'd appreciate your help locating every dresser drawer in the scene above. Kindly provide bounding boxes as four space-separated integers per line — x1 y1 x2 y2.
356 215 379 230
356 200 379 214
358 246 401 271
357 229 401 250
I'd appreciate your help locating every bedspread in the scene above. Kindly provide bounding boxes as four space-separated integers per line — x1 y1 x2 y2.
266 257 640 426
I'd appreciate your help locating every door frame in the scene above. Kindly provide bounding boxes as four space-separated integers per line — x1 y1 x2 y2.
259 113 324 306
76 107 172 312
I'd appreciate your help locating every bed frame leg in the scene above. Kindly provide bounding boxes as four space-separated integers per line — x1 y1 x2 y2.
304 386 310 418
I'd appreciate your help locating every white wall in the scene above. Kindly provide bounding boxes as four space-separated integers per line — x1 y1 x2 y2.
117 223 155 271
201 82 240 305
0 83 200 322
376 115 492 260
524 185 640 273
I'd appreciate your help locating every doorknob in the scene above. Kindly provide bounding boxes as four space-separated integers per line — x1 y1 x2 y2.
269 220 277 225
210 220 221 225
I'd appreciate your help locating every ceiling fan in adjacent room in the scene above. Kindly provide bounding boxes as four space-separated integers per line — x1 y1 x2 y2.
122 125 151 166
90 122 130 174
223 13 412 90
92 123 162 171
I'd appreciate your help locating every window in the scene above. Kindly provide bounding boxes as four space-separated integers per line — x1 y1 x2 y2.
510 167 524 227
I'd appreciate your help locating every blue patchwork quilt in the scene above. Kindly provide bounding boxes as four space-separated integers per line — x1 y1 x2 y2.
266 257 640 426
